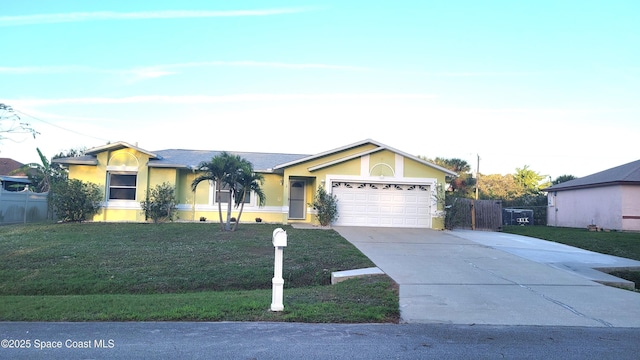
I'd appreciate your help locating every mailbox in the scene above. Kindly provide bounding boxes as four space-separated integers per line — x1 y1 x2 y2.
272 228 287 247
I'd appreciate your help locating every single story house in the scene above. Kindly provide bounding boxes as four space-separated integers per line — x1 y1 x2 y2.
0 158 30 191
53 139 456 229
544 159 640 231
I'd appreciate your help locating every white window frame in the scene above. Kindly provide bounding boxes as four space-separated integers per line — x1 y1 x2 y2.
107 172 138 201
208 182 253 206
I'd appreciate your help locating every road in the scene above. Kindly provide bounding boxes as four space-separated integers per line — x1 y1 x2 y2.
2 322 640 359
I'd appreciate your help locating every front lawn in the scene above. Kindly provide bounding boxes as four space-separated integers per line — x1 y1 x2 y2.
0 223 399 322
502 225 640 261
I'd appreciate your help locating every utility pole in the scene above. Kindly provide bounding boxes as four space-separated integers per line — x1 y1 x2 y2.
475 154 480 200
471 154 480 230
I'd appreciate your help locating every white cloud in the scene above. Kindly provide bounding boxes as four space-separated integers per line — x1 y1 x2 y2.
0 8 315 26
10 93 438 106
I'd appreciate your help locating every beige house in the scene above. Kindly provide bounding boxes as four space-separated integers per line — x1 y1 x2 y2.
545 159 640 231
53 139 456 229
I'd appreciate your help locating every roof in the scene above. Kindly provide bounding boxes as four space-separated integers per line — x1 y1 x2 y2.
52 139 457 175
545 159 640 191
149 150 309 172
273 139 458 176
52 142 309 172
0 158 25 175
0 175 30 184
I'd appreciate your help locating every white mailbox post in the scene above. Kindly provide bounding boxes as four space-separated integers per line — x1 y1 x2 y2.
271 228 287 311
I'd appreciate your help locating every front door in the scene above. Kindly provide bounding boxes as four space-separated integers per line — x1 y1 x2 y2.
288 181 305 219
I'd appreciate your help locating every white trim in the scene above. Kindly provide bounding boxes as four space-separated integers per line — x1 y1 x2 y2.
395 154 404 177
326 174 437 187
360 155 369 176
207 181 255 206
102 200 139 210
307 147 383 172
106 165 138 172
369 163 395 177
177 204 283 213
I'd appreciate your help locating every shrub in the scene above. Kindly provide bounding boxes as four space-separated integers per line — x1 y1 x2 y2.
310 186 339 226
50 179 102 222
140 182 177 223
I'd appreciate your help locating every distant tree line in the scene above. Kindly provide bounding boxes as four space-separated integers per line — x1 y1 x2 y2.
421 156 577 227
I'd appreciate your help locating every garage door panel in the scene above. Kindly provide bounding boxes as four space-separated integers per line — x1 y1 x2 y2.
332 182 432 228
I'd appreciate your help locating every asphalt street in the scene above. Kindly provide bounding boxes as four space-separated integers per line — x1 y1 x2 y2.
2 322 640 360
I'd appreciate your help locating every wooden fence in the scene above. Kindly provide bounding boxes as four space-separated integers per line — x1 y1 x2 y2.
0 189 49 224
446 198 503 231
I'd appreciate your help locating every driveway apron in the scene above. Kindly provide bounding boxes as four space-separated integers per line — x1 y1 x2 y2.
333 227 640 327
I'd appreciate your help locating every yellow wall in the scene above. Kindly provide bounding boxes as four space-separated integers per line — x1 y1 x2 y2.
404 157 445 180
369 150 396 177
65 142 450 227
261 173 284 207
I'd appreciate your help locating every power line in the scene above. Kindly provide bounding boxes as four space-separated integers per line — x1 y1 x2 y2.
14 110 111 143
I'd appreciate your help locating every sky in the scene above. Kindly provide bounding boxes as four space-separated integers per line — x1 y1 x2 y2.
1 1 638 179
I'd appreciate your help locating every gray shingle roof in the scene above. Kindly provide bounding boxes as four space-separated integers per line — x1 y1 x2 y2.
150 149 310 172
546 159 640 191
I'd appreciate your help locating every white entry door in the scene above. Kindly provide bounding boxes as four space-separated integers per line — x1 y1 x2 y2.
332 182 432 228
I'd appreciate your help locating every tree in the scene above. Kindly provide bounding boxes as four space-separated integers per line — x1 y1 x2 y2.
232 162 265 231
478 173 526 201
0 103 38 144
12 148 64 193
427 156 476 198
140 182 177 223
433 157 471 173
191 153 230 230
553 174 577 185
50 179 102 222
310 186 339 226
191 152 265 231
514 165 549 194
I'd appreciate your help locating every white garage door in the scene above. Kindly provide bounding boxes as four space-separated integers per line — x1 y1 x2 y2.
332 182 432 228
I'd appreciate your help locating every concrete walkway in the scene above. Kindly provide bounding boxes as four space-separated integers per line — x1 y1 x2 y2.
333 227 640 327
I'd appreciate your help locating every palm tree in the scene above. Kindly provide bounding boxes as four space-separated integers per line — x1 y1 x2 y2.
232 162 266 231
191 152 254 231
12 148 68 220
192 153 229 231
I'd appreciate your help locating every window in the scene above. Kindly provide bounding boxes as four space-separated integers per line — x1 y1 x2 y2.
109 173 137 200
214 183 251 204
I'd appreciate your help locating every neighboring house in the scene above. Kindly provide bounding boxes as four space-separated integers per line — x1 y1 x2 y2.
52 139 456 229
0 158 29 191
0 158 48 224
545 159 640 231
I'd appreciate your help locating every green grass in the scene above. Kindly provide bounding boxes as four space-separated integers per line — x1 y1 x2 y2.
502 225 640 261
502 225 640 290
0 223 399 322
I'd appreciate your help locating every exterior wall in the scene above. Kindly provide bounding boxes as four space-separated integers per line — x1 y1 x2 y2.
403 156 448 229
621 185 640 231
279 146 447 229
65 143 450 228
282 150 364 225
548 186 623 230
175 171 285 224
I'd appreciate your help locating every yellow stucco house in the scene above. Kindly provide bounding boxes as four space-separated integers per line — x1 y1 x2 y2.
53 139 456 229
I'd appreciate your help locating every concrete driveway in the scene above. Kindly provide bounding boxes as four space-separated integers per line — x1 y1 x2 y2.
333 227 640 327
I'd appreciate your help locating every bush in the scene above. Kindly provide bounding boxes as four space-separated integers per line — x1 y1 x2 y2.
140 182 177 223
310 186 338 226
50 179 102 222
